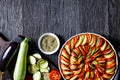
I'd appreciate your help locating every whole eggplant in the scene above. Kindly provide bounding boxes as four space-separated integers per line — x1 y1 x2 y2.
0 42 19 71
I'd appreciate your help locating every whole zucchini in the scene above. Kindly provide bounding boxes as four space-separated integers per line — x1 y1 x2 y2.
13 38 29 80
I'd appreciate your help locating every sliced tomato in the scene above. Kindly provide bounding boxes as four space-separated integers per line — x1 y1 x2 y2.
107 55 115 61
85 57 93 63
74 35 79 45
73 47 81 56
61 49 70 59
106 62 116 68
100 76 105 80
96 65 105 74
70 38 75 50
96 37 103 47
79 46 86 56
86 33 91 43
94 69 100 78
71 51 78 57
65 75 73 79
64 41 71 54
102 49 112 55
49 69 61 80
84 45 89 53
92 50 101 58
60 56 69 63
78 68 85 77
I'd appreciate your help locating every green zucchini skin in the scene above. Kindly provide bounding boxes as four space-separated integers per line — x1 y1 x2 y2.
13 38 29 80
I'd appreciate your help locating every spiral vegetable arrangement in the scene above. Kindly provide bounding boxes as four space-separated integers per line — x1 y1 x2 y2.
59 33 117 80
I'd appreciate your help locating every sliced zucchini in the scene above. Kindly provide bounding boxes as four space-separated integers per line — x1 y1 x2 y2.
37 59 48 68
70 39 75 50
42 72 50 80
77 56 83 64
70 75 78 80
33 71 41 80
70 64 77 70
90 71 94 79
40 68 49 72
61 59 69 65
62 70 72 75
100 41 107 51
82 35 87 45
61 64 70 70
104 51 115 58
33 53 42 60
28 64 39 74
106 66 115 73
28 55 36 64
84 71 90 79
73 69 82 75
64 42 71 54
75 35 84 47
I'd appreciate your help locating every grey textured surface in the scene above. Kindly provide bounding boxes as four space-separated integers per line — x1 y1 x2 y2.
0 0 120 79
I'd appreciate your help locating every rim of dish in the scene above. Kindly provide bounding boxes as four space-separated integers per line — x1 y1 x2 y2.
38 33 60 55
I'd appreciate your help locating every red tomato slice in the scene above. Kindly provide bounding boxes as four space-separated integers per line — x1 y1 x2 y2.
49 69 61 80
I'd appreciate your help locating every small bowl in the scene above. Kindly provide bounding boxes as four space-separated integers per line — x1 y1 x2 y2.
38 33 60 55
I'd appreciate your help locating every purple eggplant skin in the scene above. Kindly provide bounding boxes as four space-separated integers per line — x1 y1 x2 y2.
0 42 19 72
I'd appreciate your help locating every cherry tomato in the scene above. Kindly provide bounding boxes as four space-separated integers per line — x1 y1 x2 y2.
49 69 61 80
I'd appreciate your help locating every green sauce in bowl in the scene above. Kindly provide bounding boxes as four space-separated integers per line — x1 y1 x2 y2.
41 35 58 52
38 33 60 55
